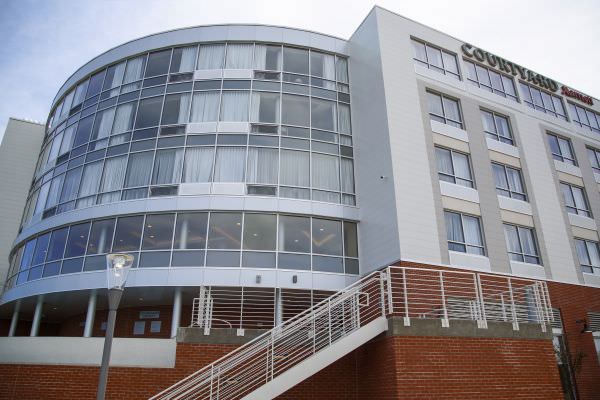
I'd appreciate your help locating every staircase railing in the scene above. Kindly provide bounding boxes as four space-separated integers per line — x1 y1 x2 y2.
151 266 553 400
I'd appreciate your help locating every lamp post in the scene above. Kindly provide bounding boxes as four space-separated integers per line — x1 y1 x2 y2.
96 253 134 400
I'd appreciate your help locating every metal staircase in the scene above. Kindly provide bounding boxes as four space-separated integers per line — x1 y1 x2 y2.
150 266 553 400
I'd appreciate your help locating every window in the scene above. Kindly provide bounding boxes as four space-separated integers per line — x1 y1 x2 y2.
214 147 246 182
87 219 115 254
254 44 282 71
46 228 68 261
123 56 146 85
282 94 310 127
183 147 214 183
561 182 591 217
161 93 191 125
112 102 136 134
207 213 242 249
250 92 280 123
170 46 197 73
247 148 278 184
575 239 600 274
190 91 220 122
311 98 337 131
225 44 254 69
125 152 153 188
152 149 184 185
174 213 208 249
504 224 541 264
135 97 163 128
569 103 600 134
145 49 171 77
464 61 517 101
435 147 474 188
243 214 276 250
113 216 144 252
547 133 577 165
520 82 567 120
588 147 600 174
280 150 309 187
492 163 526 201
427 92 463 128
481 110 513 145
310 51 336 79
411 39 459 79
64 223 90 258
220 91 249 121
444 211 485 255
142 214 175 250
312 153 339 191
283 47 309 75
197 44 225 70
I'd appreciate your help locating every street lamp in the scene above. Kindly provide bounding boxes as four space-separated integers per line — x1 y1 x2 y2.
96 253 134 400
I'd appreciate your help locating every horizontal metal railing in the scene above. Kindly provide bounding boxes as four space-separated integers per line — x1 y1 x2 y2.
151 266 552 400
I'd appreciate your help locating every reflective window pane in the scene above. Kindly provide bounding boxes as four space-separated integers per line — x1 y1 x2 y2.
135 97 163 128
32 233 50 265
145 49 172 77
243 214 276 250
174 213 208 249
283 47 309 75
64 223 90 258
343 222 358 258
113 216 144 252
207 213 242 249
142 214 175 250
312 218 342 256
87 219 115 254
47 228 69 261
278 216 310 253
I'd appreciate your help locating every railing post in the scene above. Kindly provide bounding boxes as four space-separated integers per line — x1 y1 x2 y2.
379 271 386 318
439 271 449 327
500 294 507 322
328 298 332 345
402 268 410 326
386 266 394 315
507 278 519 331
209 365 214 400
532 283 547 332
271 331 275 380
475 274 488 329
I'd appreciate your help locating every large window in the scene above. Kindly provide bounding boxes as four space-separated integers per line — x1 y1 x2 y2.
464 61 517 101
411 39 459 79
481 110 514 145
575 239 600 274
520 82 567 121
504 224 541 264
444 211 485 255
435 147 474 188
547 133 577 166
492 163 526 201
587 147 600 174
568 102 600 134
560 182 591 217
427 91 463 128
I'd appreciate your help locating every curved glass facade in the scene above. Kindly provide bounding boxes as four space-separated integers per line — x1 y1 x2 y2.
6 212 359 289
21 42 354 230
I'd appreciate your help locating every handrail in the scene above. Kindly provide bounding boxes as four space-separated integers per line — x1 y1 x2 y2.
150 266 553 400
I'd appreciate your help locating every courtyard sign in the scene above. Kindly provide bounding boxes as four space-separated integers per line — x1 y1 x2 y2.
461 43 559 93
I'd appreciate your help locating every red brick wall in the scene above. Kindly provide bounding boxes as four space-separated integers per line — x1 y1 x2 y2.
0 334 563 400
548 281 600 400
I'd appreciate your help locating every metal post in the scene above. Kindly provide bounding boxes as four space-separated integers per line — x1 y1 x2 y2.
500 294 507 322
171 287 182 338
96 288 123 400
275 288 283 327
84 290 97 337
507 278 519 331
8 299 21 337
439 271 449 327
30 294 44 337
402 268 410 326
475 274 487 329
327 298 332 345
386 266 394 315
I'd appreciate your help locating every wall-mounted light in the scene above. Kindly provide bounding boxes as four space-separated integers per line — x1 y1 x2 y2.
255 275 261 284
576 319 592 333
292 275 298 284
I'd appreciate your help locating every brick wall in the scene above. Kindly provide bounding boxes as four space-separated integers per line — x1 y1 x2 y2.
548 281 600 400
0 333 563 400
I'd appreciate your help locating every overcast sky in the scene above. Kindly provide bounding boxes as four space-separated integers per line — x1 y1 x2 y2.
1 0 599 142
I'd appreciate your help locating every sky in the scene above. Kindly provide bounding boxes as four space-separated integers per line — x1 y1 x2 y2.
1 0 599 142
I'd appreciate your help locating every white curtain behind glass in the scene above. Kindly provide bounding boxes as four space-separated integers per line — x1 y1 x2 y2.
100 156 127 193
93 108 115 140
250 92 280 123
520 228 536 255
280 150 309 187
112 103 135 134
492 164 508 189
452 153 471 181
183 147 214 182
338 103 351 134
340 158 354 193
174 94 191 124
445 212 464 243
312 153 339 191
214 147 245 182
226 44 254 69
123 56 145 84
463 216 483 248
152 149 184 184
336 58 348 83
247 148 278 184
197 44 225 70
190 92 220 122
504 225 521 253
125 152 153 187
105 62 125 89
220 91 249 121
254 45 282 70
506 168 523 192
59 125 75 155
177 46 198 72
78 161 102 198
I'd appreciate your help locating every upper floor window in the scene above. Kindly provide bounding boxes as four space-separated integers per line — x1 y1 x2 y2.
547 133 577 166
520 82 567 121
575 238 600 274
569 102 600 134
560 182 591 218
435 146 474 188
481 110 514 145
427 91 463 129
464 61 517 101
444 210 485 255
492 163 526 201
503 224 541 264
587 147 600 174
411 39 459 79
